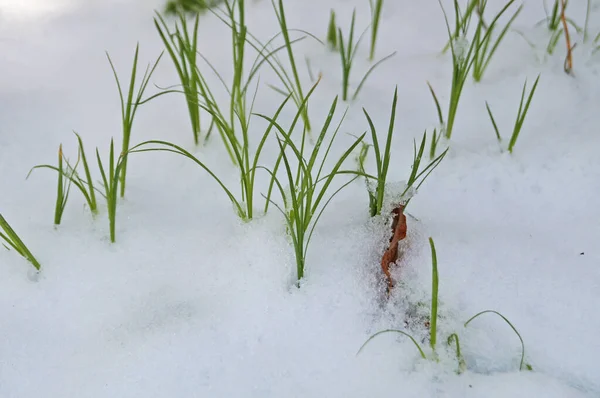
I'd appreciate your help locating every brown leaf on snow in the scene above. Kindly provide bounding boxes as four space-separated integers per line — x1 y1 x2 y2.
380 204 407 293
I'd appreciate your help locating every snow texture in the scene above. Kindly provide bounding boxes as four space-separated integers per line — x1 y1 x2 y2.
1 0 599 396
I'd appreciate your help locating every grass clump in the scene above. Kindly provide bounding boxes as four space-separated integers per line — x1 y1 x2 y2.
358 237 533 374
485 74 540 153
429 0 481 140
106 44 162 198
154 12 204 145
471 0 522 82
431 0 522 139
30 134 126 242
258 94 365 284
129 81 319 221
28 133 99 218
358 88 447 217
0 213 42 271
45 145 76 226
96 139 127 243
337 10 396 101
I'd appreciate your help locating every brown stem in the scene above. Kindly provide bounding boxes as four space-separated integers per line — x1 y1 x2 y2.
561 0 573 74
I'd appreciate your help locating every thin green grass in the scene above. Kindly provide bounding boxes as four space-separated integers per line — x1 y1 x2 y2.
357 329 427 359
433 0 480 139
96 139 127 243
431 0 520 139
441 0 478 54
369 0 384 61
130 81 319 221
361 87 398 216
54 145 76 225
447 333 467 374
356 88 447 217
152 1 302 166
465 310 533 371
338 10 396 101
358 236 533 373
154 12 203 145
28 133 99 217
106 44 162 198
485 74 540 153
0 213 41 271
258 95 365 283
472 0 522 82
271 0 311 131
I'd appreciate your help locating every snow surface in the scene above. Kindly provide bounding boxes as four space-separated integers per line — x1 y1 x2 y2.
1 0 600 396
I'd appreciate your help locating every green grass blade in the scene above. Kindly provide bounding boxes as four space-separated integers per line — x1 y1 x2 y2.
464 310 533 371
357 329 427 359
485 101 502 142
0 213 41 270
429 237 439 351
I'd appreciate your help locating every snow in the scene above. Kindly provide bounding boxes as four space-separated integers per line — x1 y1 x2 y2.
1 0 600 396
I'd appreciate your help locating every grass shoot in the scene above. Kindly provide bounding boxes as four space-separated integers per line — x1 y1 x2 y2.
337 10 396 101
485 74 540 153
447 333 467 374
96 139 127 243
0 213 42 271
129 81 319 221
361 87 398 216
27 133 100 219
106 44 162 198
52 145 75 225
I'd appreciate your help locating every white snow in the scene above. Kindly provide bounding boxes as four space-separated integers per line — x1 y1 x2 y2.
1 0 599 397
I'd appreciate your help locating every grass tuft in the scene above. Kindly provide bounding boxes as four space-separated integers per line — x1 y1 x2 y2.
96 139 127 243
338 9 396 101
485 74 540 153
472 0 522 82
258 94 365 283
106 44 162 198
28 133 100 219
154 12 203 145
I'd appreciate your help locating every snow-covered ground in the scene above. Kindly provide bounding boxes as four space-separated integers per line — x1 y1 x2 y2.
1 0 599 396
